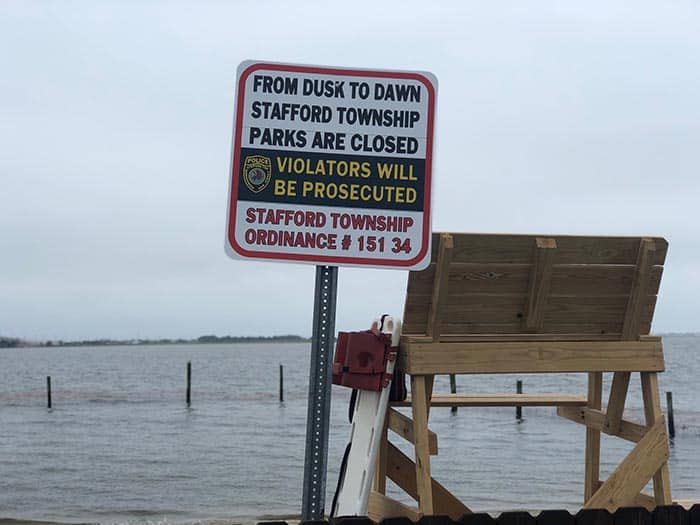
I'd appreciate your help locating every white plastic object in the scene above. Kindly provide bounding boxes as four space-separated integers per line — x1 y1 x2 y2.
332 315 401 517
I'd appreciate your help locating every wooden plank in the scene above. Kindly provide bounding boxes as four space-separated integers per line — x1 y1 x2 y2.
401 334 662 343
547 295 656 324
631 491 657 511
585 372 603 502
622 239 656 340
557 406 648 443
524 237 557 332
641 371 673 505
404 334 660 342
405 234 666 338
586 483 657 514
425 374 435 418
425 233 453 341
403 294 657 338
407 263 663 297
402 333 649 343
402 333 629 343
407 263 532 295
399 340 665 375
428 233 668 265
386 442 471 519
405 294 657 325
641 372 663 426
401 321 653 337
551 265 663 297
387 408 438 455
392 393 587 407
604 371 631 434
410 375 433 514
367 491 420 521
584 418 669 511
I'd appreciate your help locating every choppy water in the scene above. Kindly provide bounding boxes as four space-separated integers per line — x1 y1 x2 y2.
0 335 698 524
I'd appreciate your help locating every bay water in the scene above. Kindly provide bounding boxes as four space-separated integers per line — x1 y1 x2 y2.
1 335 698 524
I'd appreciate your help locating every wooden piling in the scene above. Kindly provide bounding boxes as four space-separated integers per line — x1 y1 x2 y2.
516 380 522 420
46 376 52 409
666 391 675 439
186 361 191 407
279 364 284 403
449 374 457 413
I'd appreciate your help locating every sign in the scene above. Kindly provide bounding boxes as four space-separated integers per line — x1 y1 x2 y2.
226 61 437 270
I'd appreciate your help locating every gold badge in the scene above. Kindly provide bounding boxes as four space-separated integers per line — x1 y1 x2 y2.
242 155 272 193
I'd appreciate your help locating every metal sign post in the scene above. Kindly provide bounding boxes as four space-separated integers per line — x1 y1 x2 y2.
301 265 338 521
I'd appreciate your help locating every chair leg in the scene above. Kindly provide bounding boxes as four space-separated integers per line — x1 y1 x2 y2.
411 374 434 515
605 372 631 434
641 372 672 505
585 372 603 502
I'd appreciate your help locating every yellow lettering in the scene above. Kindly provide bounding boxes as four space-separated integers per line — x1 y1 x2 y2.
361 162 371 178
377 162 392 179
314 159 326 175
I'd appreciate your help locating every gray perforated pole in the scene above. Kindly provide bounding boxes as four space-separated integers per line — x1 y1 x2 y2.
301 265 338 521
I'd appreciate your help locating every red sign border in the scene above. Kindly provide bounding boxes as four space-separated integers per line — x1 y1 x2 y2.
227 62 435 269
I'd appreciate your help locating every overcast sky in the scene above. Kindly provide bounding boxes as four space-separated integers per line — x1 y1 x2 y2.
1 1 699 341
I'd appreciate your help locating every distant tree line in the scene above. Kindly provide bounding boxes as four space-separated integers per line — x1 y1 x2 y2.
196 334 308 343
38 334 309 347
0 337 24 348
2 334 310 348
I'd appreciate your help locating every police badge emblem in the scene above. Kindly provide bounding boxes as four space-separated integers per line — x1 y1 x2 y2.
242 155 272 193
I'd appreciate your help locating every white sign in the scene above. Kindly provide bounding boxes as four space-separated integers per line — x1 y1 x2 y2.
225 61 437 269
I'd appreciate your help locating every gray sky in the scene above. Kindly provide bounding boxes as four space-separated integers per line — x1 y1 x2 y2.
1 1 699 341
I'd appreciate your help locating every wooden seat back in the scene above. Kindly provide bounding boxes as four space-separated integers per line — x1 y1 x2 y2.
386 234 673 519
402 233 667 342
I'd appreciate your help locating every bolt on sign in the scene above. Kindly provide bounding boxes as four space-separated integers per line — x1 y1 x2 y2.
226 61 437 270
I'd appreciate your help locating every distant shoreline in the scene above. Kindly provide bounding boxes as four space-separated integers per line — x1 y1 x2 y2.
3 332 699 349
0 335 310 349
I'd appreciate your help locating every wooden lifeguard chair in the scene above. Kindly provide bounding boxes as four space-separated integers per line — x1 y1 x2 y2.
370 233 672 519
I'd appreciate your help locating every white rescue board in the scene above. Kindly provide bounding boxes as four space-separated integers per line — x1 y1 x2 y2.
332 315 401 517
